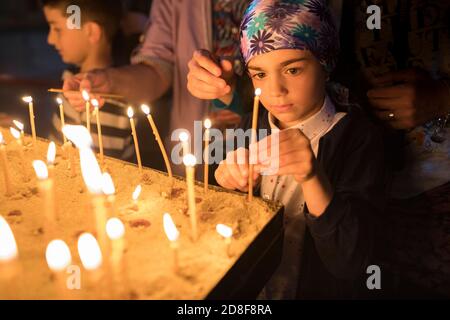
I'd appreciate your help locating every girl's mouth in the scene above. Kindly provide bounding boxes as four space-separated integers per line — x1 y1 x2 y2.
270 104 293 113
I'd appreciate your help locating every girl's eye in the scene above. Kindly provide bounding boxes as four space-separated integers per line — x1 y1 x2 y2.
252 72 266 79
286 68 302 75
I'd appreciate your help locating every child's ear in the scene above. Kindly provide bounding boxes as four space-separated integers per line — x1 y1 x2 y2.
84 21 103 44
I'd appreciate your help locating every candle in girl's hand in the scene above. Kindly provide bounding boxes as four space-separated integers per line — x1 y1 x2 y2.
216 224 233 257
82 90 91 133
141 104 173 185
32 160 56 235
127 107 142 173
22 96 36 147
45 239 72 298
183 154 198 241
248 88 261 202
203 119 211 193
163 213 180 273
56 98 67 144
0 133 13 196
91 99 104 165
10 127 28 182
179 131 190 158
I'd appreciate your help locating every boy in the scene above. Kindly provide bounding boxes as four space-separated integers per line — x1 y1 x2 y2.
43 0 134 160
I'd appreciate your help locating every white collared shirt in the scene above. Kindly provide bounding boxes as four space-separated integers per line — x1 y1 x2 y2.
260 95 346 299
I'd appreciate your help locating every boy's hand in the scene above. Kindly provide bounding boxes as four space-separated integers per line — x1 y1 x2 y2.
187 49 235 104
209 109 242 131
253 128 317 184
63 70 110 112
215 147 260 192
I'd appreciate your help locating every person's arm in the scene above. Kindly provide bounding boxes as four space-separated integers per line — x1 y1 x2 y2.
304 125 386 279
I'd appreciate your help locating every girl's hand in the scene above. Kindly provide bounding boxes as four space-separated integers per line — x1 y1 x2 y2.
253 128 317 184
215 147 260 192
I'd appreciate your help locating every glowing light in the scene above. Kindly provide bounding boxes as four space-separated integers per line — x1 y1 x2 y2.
0 216 18 261
216 224 233 238
132 185 142 201
254 88 262 96
163 213 179 242
77 233 102 270
127 107 134 118
183 154 196 167
106 218 125 240
45 240 72 272
101 172 115 196
141 104 150 115
32 160 48 180
47 141 56 165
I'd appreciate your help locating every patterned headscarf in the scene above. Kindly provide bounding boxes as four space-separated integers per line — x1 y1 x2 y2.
240 0 340 72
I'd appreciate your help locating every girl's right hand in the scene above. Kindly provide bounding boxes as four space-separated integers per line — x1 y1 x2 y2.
187 49 235 104
215 148 260 192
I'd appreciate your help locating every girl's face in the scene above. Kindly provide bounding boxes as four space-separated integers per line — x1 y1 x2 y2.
247 49 327 129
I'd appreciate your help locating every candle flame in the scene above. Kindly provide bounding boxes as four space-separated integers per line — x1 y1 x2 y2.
0 132 4 144
62 125 92 149
132 184 142 201
141 104 150 115
183 154 196 167
47 141 56 165
81 90 90 101
179 131 189 142
254 88 262 96
106 218 125 240
216 224 233 238
91 99 99 108
80 148 103 194
204 119 212 129
163 213 179 242
0 216 18 261
77 233 102 270
56 97 63 105
10 127 20 140
45 240 72 272
33 160 49 180
101 172 115 196
13 120 24 131
127 106 134 118
22 96 33 103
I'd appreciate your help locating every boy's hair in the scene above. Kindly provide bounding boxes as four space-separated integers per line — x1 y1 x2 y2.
41 0 123 41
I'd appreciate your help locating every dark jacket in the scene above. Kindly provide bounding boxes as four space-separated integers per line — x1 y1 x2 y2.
232 104 388 299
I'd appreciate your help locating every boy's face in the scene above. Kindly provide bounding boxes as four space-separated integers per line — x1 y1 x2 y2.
247 49 327 129
43 6 90 66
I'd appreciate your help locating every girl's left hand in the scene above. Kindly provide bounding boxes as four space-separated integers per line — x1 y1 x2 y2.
252 128 317 183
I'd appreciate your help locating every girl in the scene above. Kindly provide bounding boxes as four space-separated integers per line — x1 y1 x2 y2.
212 0 387 299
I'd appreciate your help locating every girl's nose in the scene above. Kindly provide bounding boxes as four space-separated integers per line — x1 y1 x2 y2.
268 77 287 98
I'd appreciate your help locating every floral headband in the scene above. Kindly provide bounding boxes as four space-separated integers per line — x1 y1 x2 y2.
240 0 340 72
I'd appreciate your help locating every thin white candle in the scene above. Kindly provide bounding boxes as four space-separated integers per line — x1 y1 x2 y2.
203 119 211 192
127 107 142 173
183 154 198 241
82 90 91 133
22 96 36 147
163 213 180 272
0 133 13 195
249 88 261 201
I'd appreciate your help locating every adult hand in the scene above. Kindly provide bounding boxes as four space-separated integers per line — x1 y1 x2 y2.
367 68 450 130
187 49 235 104
62 69 111 112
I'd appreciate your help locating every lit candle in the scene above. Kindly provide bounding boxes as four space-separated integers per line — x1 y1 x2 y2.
102 172 116 214
10 127 28 182
179 131 190 158
82 90 91 133
79 147 108 255
203 119 211 193
13 120 25 141
0 215 20 297
22 96 37 147
248 88 261 201
106 217 126 290
47 141 56 179
183 154 198 241
56 97 67 144
63 125 94 178
127 107 142 173
216 224 233 257
32 160 56 236
91 99 104 165
77 233 103 286
131 184 142 210
163 213 180 273
141 104 173 183
0 133 13 196
45 239 72 299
